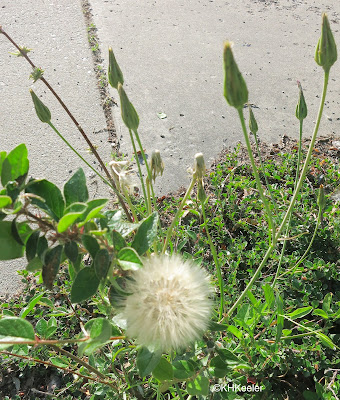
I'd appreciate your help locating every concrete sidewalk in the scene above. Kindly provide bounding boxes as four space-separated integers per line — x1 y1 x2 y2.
89 0 340 193
0 0 111 295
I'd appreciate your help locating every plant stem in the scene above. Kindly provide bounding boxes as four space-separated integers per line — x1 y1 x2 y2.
252 131 278 215
226 72 329 318
129 128 148 204
237 108 275 243
1 27 132 221
279 207 322 279
201 201 224 318
272 118 305 288
0 350 117 389
162 177 196 253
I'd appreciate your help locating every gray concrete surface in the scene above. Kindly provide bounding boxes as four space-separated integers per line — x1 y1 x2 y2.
1 0 340 295
0 0 111 295
89 0 340 193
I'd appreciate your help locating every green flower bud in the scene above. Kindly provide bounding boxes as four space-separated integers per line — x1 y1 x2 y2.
317 184 326 210
249 107 258 135
118 83 139 131
223 41 248 109
295 81 307 121
315 13 337 73
197 180 207 203
150 150 164 182
108 47 124 89
30 89 51 123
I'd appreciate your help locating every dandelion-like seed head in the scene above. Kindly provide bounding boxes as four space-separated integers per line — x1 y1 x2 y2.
109 160 137 195
121 254 213 352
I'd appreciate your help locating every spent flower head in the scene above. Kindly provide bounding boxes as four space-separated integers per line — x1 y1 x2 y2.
121 254 212 351
109 160 137 195
150 150 164 182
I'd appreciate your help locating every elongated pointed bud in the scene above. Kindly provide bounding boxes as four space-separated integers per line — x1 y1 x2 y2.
249 107 258 135
296 81 307 121
317 184 326 210
30 89 51 123
118 83 139 131
315 13 337 73
108 47 124 89
150 150 164 182
223 41 248 109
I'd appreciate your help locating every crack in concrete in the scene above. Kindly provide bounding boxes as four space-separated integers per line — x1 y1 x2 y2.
81 0 119 152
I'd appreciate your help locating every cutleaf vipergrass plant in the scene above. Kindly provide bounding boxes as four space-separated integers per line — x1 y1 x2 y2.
0 13 339 399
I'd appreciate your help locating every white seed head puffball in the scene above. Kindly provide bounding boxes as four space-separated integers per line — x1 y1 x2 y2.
121 254 213 352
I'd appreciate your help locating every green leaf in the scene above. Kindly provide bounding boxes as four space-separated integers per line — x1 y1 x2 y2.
26 256 43 272
287 306 313 320
20 292 45 318
112 230 127 252
209 356 229 378
132 211 159 255
78 199 108 227
78 318 112 356
11 218 24 246
94 248 110 280
71 268 100 303
37 235 48 262
117 247 143 271
82 234 100 259
106 210 140 237
0 151 6 178
0 221 24 260
313 309 329 319
63 168 88 207
108 283 127 308
187 375 209 396
263 284 275 310
152 357 174 381
322 293 332 314
42 245 63 289
50 356 69 368
57 203 87 232
227 325 243 340
172 360 196 380
1 144 29 186
208 321 229 332
137 347 162 378
0 317 35 350
217 349 250 369
26 179 65 221
26 230 40 262
316 333 336 350
0 195 12 208
36 317 57 339
64 241 79 264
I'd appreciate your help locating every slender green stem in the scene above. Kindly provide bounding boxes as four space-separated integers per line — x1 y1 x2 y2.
226 72 329 318
174 383 185 400
237 108 275 243
272 119 304 287
279 207 322 279
253 131 278 215
133 129 158 213
162 177 196 253
128 128 148 204
275 72 329 239
226 243 276 317
122 186 138 222
146 178 152 215
201 201 224 318
49 122 109 185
